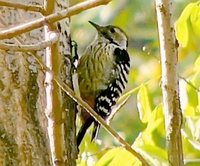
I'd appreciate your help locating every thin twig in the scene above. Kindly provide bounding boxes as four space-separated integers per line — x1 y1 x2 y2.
0 0 112 39
20 49 150 165
54 78 150 166
107 93 131 123
0 3 149 164
8 36 149 165
108 77 160 123
13 49 150 165
0 0 44 13
0 15 49 73
0 31 59 51
179 75 200 92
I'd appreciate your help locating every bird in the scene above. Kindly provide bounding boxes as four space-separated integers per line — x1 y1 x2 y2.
76 21 130 147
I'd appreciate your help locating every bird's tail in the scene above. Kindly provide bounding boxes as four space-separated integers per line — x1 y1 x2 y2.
91 121 100 142
77 118 93 147
77 119 101 146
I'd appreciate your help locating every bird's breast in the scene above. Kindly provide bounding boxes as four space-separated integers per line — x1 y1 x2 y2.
78 43 116 96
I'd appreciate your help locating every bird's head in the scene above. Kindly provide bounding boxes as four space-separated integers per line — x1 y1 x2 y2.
89 21 128 50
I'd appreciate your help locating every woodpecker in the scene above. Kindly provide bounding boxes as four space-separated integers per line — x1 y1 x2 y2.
77 21 130 146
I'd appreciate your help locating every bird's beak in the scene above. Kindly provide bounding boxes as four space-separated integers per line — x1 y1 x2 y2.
89 21 102 32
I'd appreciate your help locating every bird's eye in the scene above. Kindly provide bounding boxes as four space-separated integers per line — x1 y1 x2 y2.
110 28 115 33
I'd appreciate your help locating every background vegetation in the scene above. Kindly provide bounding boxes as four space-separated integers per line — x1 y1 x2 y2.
0 0 199 165
71 0 200 165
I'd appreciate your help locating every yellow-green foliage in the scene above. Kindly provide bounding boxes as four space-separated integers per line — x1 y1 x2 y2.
75 0 200 165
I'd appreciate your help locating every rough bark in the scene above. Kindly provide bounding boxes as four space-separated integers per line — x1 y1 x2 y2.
0 0 51 165
0 0 118 165
0 0 77 165
55 0 77 165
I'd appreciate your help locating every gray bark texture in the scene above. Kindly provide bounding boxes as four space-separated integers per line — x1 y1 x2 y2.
56 0 77 165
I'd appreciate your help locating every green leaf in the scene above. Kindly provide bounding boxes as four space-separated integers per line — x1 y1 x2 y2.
190 2 200 38
175 2 195 47
141 145 167 165
175 2 200 49
134 104 164 146
137 84 152 123
133 105 166 165
195 56 200 72
187 76 199 108
96 148 141 166
183 117 200 151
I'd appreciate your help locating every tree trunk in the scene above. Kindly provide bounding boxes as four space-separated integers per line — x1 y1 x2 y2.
0 0 51 165
0 0 77 165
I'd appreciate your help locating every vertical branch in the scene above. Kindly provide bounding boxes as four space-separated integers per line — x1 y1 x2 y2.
43 0 65 165
155 0 184 165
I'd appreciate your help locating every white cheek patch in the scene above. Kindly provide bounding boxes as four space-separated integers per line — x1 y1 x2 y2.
115 28 127 50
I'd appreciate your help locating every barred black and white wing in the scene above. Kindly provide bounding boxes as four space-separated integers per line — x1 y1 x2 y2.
91 47 130 141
